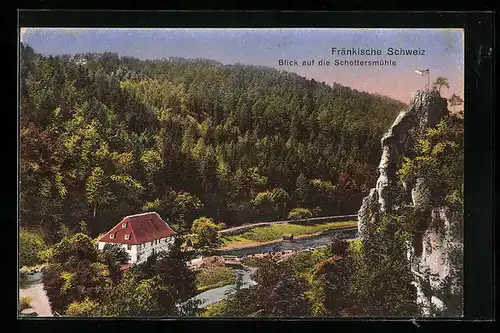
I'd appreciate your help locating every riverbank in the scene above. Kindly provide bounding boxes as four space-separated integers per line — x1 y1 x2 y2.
19 272 53 317
218 222 358 251
219 227 358 257
195 264 238 292
186 267 258 309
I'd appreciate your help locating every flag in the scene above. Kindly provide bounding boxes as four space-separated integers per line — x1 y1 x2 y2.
415 69 429 75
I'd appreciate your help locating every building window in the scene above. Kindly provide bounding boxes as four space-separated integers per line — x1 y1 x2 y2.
127 244 131 250
151 241 153 246
122 222 128 228
124 233 130 240
110 233 115 239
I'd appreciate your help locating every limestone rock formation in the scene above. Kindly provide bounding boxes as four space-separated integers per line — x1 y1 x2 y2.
358 90 447 237
357 90 462 316
409 206 463 316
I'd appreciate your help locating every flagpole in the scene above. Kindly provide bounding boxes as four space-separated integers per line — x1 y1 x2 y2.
415 69 430 92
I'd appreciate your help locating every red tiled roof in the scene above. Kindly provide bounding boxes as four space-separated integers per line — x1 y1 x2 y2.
97 212 176 245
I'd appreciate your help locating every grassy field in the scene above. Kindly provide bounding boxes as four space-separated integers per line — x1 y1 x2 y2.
195 266 237 292
220 221 357 248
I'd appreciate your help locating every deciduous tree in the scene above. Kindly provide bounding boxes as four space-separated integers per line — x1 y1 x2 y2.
42 233 112 314
191 217 225 249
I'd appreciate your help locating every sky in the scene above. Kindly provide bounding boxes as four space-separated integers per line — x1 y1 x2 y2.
20 28 464 103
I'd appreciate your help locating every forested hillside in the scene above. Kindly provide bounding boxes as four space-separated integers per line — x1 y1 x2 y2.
20 43 405 243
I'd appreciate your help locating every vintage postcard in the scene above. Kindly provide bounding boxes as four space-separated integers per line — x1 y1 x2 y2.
18 27 464 318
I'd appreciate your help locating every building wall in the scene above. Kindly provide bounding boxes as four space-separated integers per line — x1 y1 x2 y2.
136 237 175 264
125 244 138 263
98 241 137 263
98 237 174 264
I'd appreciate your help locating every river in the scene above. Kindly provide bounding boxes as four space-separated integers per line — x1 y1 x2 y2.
186 267 258 309
219 227 358 257
19 272 53 317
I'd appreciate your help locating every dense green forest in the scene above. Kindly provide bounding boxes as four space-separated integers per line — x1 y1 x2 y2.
19 42 463 318
20 43 406 243
23 113 462 317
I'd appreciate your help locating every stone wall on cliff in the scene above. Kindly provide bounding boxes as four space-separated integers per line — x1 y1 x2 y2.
357 90 463 316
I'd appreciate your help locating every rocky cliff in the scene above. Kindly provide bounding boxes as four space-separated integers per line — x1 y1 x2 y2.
357 90 463 316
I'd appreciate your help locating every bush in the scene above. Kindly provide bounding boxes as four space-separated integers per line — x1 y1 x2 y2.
196 266 237 291
288 207 313 221
20 296 32 311
38 247 54 263
20 228 47 267
201 300 229 317
329 235 349 257
65 298 98 316
286 251 316 274
241 256 265 267
191 217 226 248
42 233 111 314
286 248 330 276
20 266 31 275
349 239 363 254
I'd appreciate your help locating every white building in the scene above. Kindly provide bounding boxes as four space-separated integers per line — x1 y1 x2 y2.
97 212 176 265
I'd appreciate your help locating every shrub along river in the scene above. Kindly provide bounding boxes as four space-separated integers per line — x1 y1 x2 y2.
187 227 359 309
19 227 359 315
